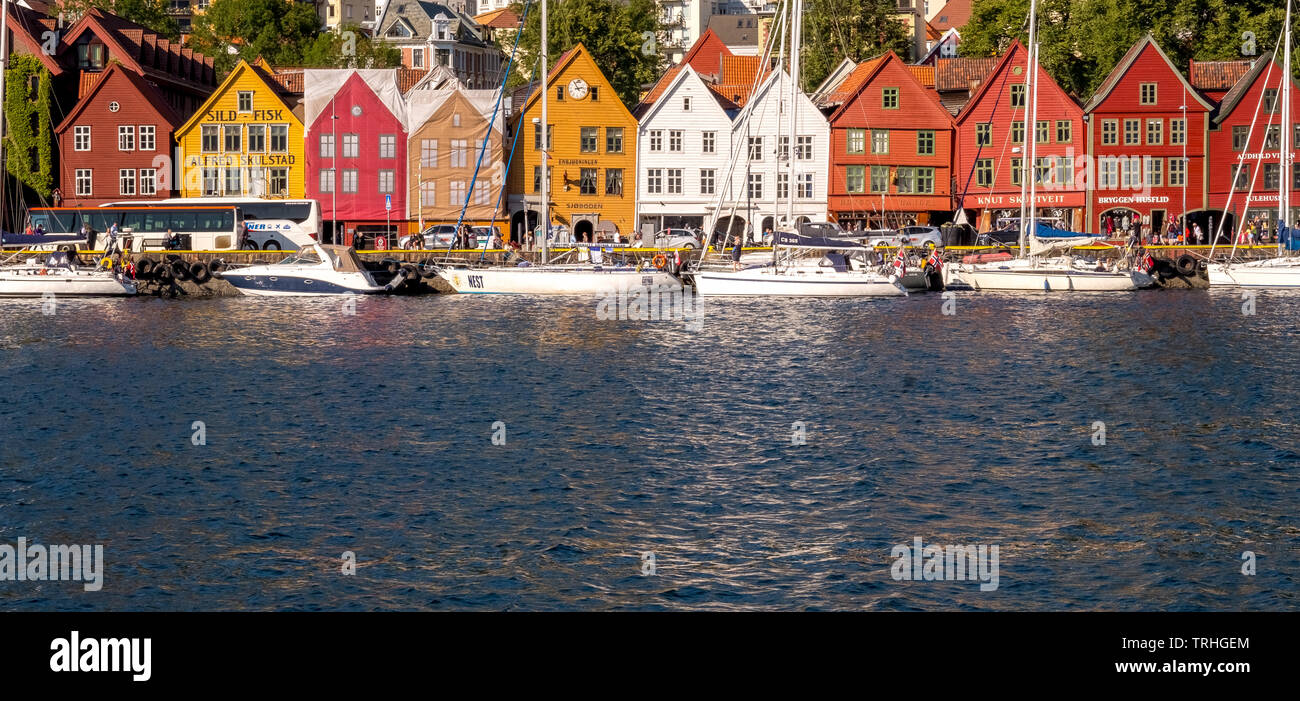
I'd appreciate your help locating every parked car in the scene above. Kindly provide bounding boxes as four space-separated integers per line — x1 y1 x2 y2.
471 226 501 248
866 225 943 249
648 228 702 249
399 224 457 249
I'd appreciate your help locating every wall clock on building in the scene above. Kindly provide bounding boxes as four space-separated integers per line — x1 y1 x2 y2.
108 101 120 112
351 105 363 117
567 78 589 100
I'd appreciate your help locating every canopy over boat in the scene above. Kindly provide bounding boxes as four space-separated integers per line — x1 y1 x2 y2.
773 231 868 250
1 232 87 248
1027 222 1107 257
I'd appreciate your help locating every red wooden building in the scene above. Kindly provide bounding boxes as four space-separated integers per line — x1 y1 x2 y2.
55 63 184 206
304 70 409 244
1083 34 1213 235
1207 55 1300 236
954 40 1087 231
826 51 956 229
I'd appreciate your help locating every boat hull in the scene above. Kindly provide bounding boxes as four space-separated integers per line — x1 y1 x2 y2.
0 270 136 296
438 267 682 295
952 264 1153 291
222 271 387 296
694 268 907 296
1206 262 1300 287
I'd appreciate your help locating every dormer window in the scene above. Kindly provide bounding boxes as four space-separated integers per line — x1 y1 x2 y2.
434 19 449 41
387 21 413 38
77 39 107 70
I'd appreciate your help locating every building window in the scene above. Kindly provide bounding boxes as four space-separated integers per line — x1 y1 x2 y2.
118 169 135 195
591 86 599 101
1036 120 1049 144
796 173 813 198
320 168 335 193
379 134 396 158
1145 156 1162 187
450 181 466 204
580 127 598 153
75 169 92 196
847 128 865 154
118 125 135 151
1168 157 1186 186
246 125 265 152
846 165 865 193
700 168 716 195
1265 125 1281 150
1146 119 1163 145
420 181 436 206
140 168 156 195
1034 157 1052 185
224 167 241 194
976 158 993 187
1263 88 1279 113
748 136 764 160
1139 83 1157 105
139 125 156 151
270 125 288 152
1170 119 1186 145
269 168 287 196
702 131 716 154
606 127 623 153
778 136 789 160
203 167 220 195
896 167 916 193
683 96 691 111
1120 157 1140 189
1056 120 1072 143
1231 125 1248 151
450 139 468 168
915 167 935 194
342 169 358 193
320 133 335 158
1264 163 1281 189
1010 83 1026 109
870 165 889 193
1010 159 1023 186
475 180 490 206
1010 121 1024 144
223 125 241 153
1101 119 1118 146
646 168 662 194
556 87 564 102
1099 157 1118 188
341 133 358 158
669 130 683 152
1231 164 1249 189
871 129 888 154
975 122 992 147
532 166 543 193
237 91 253 112
796 135 812 160
667 169 682 194
747 172 763 199
412 48 425 68
605 168 623 195
776 173 788 200
916 130 934 156
421 139 439 167
882 87 899 109
649 130 663 152
1123 119 1140 145
378 170 395 193
74 126 91 151
1054 157 1073 186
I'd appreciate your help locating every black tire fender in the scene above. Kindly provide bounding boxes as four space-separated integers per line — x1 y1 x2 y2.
190 262 212 284
1175 254 1197 276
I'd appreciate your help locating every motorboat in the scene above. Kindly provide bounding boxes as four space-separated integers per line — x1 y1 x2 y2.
1207 257 1300 287
0 250 136 297
437 262 682 295
951 224 1154 291
220 243 397 296
693 231 907 297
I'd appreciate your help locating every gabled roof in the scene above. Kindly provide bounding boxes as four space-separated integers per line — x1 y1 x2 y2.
6 3 63 75
375 1 487 47
55 61 182 134
935 56 997 92
514 45 619 117
817 55 887 109
635 64 738 121
681 28 732 79
1190 59 1254 93
472 8 519 29
811 57 859 106
303 70 407 128
177 59 301 136
60 8 215 93
918 27 961 66
954 39 1080 123
710 54 771 107
1083 34 1214 112
907 64 935 89
1213 54 1296 125
406 64 459 93
932 0 973 32
827 51 953 125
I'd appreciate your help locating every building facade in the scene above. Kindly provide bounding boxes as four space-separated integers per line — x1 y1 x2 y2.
1083 35 1212 235
506 44 637 241
635 65 739 236
303 69 409 243
176 59 307 199
954 40 1087 231
827 52 953 229
375 1 503 89
406 87 506 231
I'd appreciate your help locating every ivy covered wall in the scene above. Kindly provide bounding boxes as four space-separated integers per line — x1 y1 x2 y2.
4 54 57 200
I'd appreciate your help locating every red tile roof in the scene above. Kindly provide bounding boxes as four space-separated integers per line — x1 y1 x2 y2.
907 64 935 89
473 8 520 29
397 67 431 93
1189 59 1253 92
709 55 771 107
932 0 973 32
935 56 997 92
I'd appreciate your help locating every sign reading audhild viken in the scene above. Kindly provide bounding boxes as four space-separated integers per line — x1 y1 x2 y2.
0 537 103 592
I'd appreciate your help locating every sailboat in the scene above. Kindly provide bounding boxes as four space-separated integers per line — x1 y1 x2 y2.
689 0 905 297
434 0 681 295
948 0 1154 292
0 0 135 297
1208 0 1300 287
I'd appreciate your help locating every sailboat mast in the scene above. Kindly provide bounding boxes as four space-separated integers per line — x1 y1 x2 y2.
540 0 548 261
1019 0 1039 257
786 0 799 232
1282 0 1291 236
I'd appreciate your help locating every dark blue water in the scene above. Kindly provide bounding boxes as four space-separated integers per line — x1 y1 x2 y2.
1 289 1296 610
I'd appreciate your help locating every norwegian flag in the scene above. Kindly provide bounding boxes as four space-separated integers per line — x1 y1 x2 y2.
892 247 907 276
673 249 681 267
925 247 943 272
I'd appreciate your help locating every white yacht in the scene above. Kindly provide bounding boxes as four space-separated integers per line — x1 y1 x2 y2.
693 231 907 297
221 244 398 296
0 250 136 297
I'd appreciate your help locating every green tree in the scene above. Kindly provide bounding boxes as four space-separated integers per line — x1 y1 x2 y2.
510 0 665 107
961 0 1290 98
55 0 181 39
802 0 913 92
3 55 57 200
189 0 322 74
300 25 403 68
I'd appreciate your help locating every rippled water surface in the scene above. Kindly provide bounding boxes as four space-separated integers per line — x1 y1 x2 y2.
0 289 1297 610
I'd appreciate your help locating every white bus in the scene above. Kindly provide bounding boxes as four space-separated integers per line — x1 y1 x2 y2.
101 197 321 250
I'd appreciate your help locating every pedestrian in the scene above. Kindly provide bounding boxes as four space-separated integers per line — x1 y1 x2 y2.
731 232 743 271
1193 223 1203 245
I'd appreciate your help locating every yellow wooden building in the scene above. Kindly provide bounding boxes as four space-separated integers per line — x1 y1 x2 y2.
507 44 637 241
176 58 305 198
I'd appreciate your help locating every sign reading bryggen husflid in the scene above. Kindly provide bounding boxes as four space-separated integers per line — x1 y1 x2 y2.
176 59 305 198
